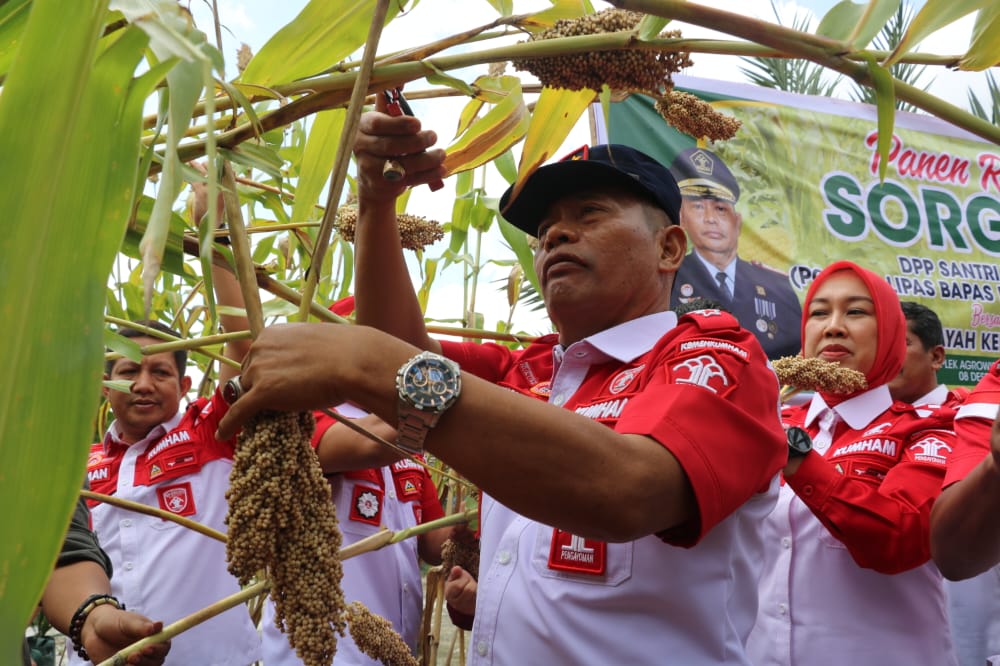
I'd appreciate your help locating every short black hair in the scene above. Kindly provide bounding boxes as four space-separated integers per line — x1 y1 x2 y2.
900 301 944 350
675 296 727 316
106 320 187 376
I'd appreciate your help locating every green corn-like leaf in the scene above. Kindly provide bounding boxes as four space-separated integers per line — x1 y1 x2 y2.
239 0 408 88
417 257 440 313
105 330 144 364
507 86 595 208
496 214 542 299
0 4 154 656
521 0 594 31
118 0 214 313
0 0 31 79
444 76 529 175
103 379 136 395
426 64 478 97
884 0 992 67
959 5 1000 71
864 54 896 181
292 109 347 225
492 149 518 183
220 142 285 182
638 14 670 41
470 193 496 233
483 0 514 16
817 0 901 49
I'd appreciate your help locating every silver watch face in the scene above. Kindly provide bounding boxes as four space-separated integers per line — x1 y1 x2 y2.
400 356 461 412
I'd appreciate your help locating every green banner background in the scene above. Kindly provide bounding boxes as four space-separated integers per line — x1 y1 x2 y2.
607 77 1000 386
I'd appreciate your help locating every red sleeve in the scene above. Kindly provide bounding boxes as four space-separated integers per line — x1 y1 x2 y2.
310 409 337 450
447 603 475 631
617 314 787 546
191 390 235 456
946 415 992 486
945 366 1000 486
439 339 518 383
787 416 954 573
418 467 445 523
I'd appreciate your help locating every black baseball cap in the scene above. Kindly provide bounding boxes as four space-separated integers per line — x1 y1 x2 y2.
499 144 682 237
669 147 740 203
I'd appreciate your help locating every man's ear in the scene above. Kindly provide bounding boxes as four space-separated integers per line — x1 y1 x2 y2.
102 373 110 400
930 345 946 372
660 224 687 272
180 375 193 394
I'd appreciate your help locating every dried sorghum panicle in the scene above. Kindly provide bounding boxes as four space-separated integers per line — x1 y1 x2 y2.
655 91 742 142
236 43 253 73
225 410 346 666
772 356 868 394
336 204 444 251
440 537 480 580
510 9 693 95
346 602 419 666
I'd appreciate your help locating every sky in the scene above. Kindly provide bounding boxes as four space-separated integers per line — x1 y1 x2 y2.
183 0 991 334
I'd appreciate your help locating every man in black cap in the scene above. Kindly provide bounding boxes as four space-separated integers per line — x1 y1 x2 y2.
669 147 802 359
217 107 786 664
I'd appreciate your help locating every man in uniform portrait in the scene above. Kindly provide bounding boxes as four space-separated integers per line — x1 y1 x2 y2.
668 147 802 359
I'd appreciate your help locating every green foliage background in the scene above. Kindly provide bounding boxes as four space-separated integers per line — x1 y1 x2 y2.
1 0 998 661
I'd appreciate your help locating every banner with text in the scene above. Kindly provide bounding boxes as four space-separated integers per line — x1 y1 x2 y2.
599 76 1000 386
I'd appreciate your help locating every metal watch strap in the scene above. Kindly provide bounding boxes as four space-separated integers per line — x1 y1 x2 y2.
395 408 435 455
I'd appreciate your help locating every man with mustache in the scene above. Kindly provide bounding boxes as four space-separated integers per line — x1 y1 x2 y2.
669 147 802 360
218 111 786 664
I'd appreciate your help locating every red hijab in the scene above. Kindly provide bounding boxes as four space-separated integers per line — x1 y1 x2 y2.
801 261 905 405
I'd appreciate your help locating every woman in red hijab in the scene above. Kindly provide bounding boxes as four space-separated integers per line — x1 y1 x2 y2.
747 261 959 666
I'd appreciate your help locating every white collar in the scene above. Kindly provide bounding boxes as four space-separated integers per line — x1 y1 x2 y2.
105 409 184 451
804 384 894 431
553 310 678 367
694 250 736 284
911 384 949 407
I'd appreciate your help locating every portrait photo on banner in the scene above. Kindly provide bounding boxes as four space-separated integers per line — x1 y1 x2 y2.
596 74 1000 383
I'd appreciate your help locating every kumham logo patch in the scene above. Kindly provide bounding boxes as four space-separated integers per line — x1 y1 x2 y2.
671 354 731 394
350 485 383 526
909 436 953 465
862 422 892 437
530 381 551 397
157 482 196 517
394 471 422 501
609 365 644 394
547 529 606 576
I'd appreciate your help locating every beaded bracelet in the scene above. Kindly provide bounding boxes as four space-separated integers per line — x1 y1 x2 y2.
68 593 124 661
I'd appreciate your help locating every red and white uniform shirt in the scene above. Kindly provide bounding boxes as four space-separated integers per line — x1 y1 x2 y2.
945 362 1000 666
441 309 786 665
947 360 1000 487
80 391 260 666
748 385 958 666
262 407 445 666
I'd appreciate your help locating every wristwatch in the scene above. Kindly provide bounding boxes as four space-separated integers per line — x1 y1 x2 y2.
786 426 813 459
395 351 462 454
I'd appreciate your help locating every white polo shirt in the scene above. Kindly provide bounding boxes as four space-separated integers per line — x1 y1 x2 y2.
445 311 786 665
80 394 260 666
748 387 957 666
